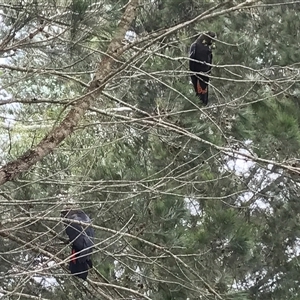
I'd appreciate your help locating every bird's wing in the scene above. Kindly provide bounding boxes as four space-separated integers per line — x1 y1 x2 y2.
189 42 197 59
189 42 198 71
190 43 213 73
82 230 94 252
64 210 94 253
67 224 93 252
74 228 94 264
82 226 94 251
196 44 212 72
65 222 83 244
85 226 95 240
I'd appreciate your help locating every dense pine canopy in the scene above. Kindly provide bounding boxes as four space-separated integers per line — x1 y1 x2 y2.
0 0 300 299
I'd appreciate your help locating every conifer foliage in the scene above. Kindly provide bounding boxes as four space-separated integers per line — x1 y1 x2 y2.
0 0 300 299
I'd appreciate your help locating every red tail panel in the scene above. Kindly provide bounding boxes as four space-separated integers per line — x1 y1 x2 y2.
71 249 76 263
196 80 207 94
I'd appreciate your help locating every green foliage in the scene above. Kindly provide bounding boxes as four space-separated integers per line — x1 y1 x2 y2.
1 0 300 299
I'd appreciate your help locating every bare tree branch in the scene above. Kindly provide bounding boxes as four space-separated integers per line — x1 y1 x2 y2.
1 0 284 188
0 0 139 185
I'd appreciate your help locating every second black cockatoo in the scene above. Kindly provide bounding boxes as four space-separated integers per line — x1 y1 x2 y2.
61 208 95 280
189 31 216 105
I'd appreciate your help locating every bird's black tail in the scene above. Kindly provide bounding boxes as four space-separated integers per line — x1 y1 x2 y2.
198 91 208 106
69 248 92 280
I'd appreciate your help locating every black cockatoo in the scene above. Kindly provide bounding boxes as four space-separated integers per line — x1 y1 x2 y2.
189 31 216 105
61 209 95 280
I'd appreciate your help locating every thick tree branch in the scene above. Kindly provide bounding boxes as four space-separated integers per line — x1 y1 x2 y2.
0 0 264 185
0 0 139 185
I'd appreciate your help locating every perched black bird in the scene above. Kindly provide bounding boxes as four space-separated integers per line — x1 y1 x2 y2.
61 209 94 280
189 31 216 105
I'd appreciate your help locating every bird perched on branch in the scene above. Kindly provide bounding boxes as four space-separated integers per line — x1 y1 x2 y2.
189 31 216 105
61 208 94 280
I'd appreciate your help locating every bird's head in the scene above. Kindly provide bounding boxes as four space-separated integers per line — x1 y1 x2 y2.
198 31 216 48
